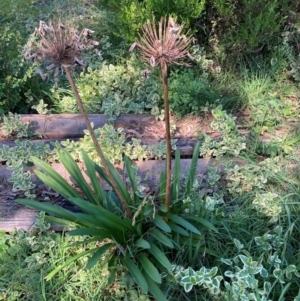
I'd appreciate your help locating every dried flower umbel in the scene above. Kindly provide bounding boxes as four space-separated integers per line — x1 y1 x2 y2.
24 20 100 86
131 16 193 212
24 20 132 217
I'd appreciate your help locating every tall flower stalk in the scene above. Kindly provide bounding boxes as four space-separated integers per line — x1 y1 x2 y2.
24 21 132 218
131 17 193 211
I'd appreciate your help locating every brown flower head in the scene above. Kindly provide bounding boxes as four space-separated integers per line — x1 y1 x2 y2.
130 16 193 68
23 20 100 84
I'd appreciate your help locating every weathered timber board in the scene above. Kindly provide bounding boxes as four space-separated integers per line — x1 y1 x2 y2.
0 158 211 232
0 113 251 159
0 113 278 150
19 114 201 139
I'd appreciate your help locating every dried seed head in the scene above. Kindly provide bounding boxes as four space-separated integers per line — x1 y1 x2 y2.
24 20 100 82
132 16 193 68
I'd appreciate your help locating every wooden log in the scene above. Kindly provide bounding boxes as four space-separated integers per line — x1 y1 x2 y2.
18 113 249 140
0 158 211 232
20 114 176 139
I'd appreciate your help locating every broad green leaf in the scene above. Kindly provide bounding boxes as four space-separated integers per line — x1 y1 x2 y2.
142 270 167 301
135 238 150 249
153 214 171 233
149 228 174 248
238 255 251 266
122 256 148 293
183 282 194 293
46 248 97 280
233 238 244 250
260 267 268 278
168 213 201 235
224 271 234 278
148 242 172 271
137 253 161 283
86 243 114 269
221 258 232 266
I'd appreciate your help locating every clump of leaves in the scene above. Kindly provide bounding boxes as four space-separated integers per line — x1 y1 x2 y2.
200 106 246 158
0 139 53 197
0 112 31 138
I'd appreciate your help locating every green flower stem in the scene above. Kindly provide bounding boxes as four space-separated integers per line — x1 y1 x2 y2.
161 61 171 212
63 65 132 218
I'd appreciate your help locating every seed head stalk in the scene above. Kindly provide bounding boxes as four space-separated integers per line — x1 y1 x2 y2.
64 66 132 218
24 21 132 218
131 17 193 212
161 61 171 210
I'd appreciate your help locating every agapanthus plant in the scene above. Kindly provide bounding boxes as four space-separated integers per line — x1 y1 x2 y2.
24 20 132 217
131 16 193 211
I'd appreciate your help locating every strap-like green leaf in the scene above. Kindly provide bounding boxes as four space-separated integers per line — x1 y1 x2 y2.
137 253 161 284
102 156 133 206
69 213 126 243
167 221 189 236
159 171 166 204
148 242 172 271
184 141 200 197
153 214 171 233
68 197 134 233
31 156 81 199
124 156 139 203
59 151 98 205
149 228 174 248
171 148 181 200
142 270 167 301
135 238 151 249
82 151 105 206
44 215 75 228
122 256 148 293
68 228 112 239
86 243 114 269
168 213 201 235
35 170 80 200
185 216 218 233
16 199 90 227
